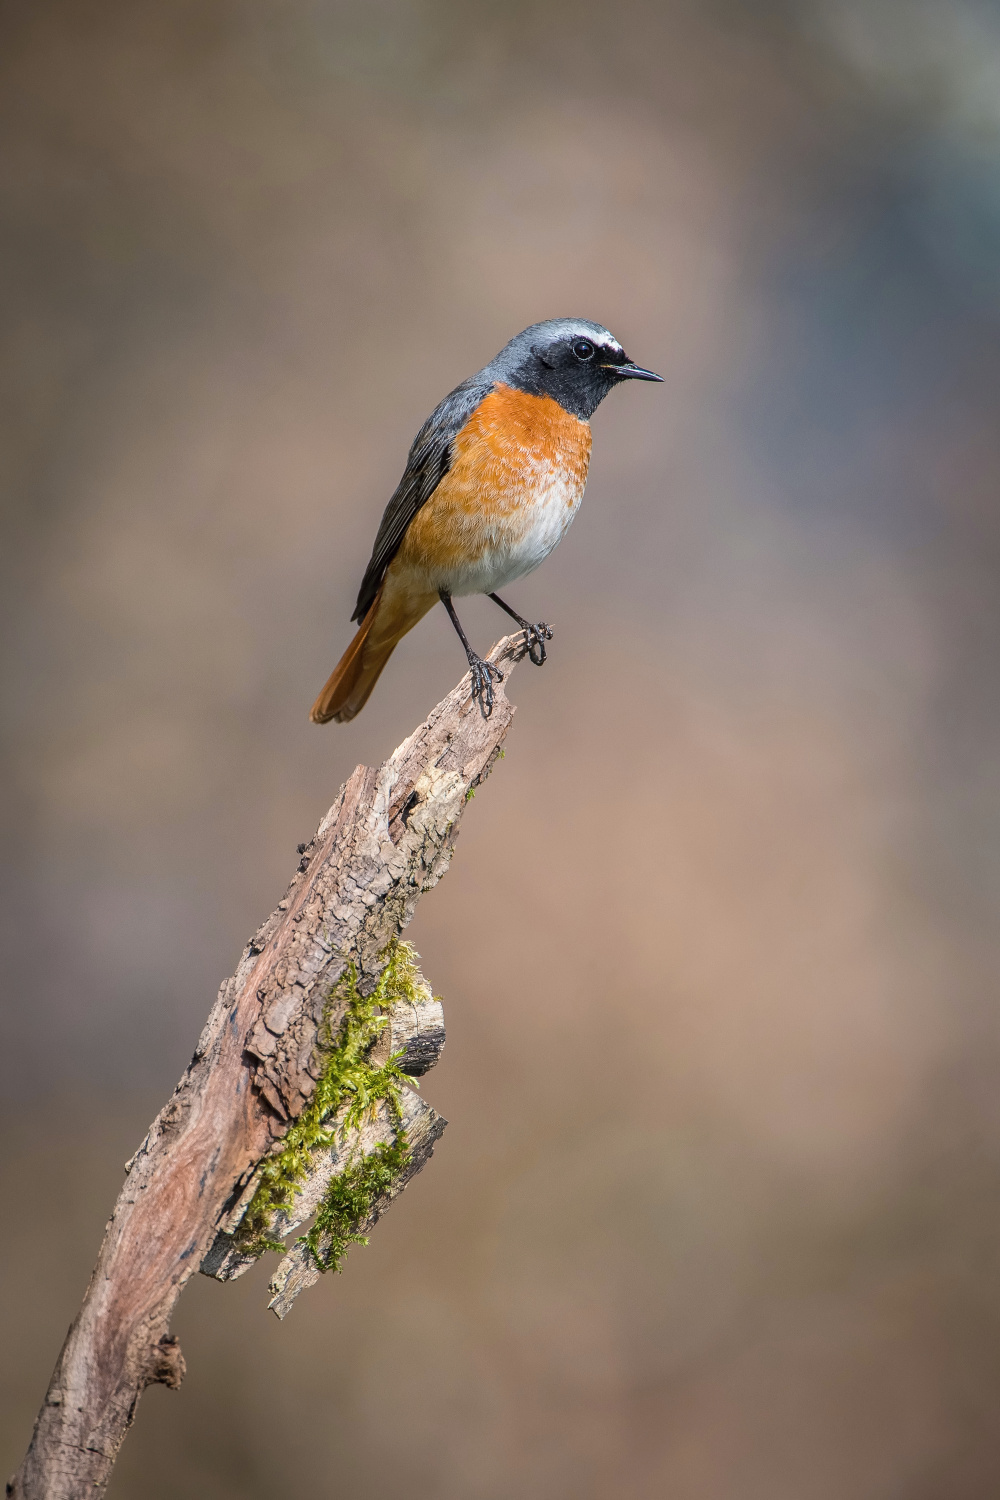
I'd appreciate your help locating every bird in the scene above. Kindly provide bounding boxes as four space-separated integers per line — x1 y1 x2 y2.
310 317 662 724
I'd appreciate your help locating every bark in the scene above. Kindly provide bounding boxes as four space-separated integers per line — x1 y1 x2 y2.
8 634 526 1500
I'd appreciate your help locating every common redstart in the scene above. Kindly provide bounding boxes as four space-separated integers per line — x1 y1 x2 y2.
310 318 662 723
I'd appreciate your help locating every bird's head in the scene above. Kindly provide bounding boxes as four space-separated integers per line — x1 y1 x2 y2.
493 318 663 419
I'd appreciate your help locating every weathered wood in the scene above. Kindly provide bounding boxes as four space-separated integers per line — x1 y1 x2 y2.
371 994 446 1075
8 634 527 1500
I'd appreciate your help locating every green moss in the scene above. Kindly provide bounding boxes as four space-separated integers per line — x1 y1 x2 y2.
304 1132 411 1272
235 939 427 1267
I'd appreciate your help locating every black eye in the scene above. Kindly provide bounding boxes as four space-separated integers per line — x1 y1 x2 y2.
572 339 595 361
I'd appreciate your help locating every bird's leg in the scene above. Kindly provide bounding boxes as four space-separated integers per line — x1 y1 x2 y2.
488 592 553 666
440 591 503 718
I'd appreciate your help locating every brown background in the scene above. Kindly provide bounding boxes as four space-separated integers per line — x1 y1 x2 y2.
4 2 1000 1496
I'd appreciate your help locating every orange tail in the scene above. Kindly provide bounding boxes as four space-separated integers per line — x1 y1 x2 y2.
309 584 433 724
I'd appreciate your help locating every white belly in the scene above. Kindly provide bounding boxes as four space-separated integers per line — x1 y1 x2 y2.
440 467 586 598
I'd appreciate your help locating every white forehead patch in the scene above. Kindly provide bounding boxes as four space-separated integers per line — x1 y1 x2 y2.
565 321 622 355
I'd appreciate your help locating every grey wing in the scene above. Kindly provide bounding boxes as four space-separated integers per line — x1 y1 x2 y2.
351 377 492 622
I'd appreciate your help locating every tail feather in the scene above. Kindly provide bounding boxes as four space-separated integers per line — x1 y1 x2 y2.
309 584 432 724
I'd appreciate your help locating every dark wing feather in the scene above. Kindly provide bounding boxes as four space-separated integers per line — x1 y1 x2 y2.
351 376 493 622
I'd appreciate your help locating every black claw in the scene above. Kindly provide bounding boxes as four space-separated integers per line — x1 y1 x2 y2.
468 655 503 719
522 621 553 666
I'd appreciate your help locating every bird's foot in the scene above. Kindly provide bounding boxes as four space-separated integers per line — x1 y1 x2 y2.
468 654 504 719
521 621 553 667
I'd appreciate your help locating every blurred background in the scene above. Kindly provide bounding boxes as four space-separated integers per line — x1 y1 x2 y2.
4 1 1000 1495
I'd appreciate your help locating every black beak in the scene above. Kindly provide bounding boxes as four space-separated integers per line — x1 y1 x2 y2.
603 360 664 382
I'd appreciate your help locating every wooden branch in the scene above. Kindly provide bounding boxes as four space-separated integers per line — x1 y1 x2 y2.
8 635 527 1500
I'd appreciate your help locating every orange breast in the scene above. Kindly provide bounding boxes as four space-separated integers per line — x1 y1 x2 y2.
396 383 592 575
